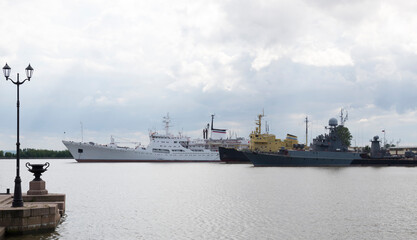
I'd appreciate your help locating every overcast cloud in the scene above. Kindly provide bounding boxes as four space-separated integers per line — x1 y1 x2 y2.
1 0 417 150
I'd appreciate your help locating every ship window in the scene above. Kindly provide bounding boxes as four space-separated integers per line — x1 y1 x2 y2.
152 148 170 153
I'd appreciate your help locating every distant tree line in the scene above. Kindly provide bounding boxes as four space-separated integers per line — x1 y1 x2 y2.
0 149 72 159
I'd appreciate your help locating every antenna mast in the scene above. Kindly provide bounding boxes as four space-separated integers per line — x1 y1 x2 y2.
210 114 215 138
256 111 265 135
163 113 171 135
305 116 308 146
340 108 348 126
265 121 269 134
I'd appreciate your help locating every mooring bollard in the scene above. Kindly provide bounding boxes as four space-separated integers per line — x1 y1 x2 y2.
6 188 10 194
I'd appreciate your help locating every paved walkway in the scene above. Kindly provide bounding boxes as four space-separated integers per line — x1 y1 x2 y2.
0 195 12 208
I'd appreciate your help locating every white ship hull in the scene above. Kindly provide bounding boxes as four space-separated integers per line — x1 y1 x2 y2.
62 140 220 162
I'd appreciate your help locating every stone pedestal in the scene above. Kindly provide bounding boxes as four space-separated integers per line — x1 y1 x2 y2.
27 180 48 195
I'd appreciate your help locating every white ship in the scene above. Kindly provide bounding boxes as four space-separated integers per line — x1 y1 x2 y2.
63 114 221 162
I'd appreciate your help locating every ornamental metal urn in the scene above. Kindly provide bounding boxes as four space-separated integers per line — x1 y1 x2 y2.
26 162 50 181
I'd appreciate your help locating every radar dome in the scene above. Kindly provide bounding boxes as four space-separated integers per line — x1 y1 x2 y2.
329 118 338 126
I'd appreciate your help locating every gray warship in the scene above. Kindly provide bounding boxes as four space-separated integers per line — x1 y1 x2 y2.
245 118 363 166
245 118 417 167
356 135 417 166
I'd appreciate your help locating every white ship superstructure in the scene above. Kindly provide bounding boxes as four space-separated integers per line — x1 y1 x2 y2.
63 114 220 162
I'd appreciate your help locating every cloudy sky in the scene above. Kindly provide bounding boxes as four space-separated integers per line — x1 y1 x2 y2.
1 0 417 150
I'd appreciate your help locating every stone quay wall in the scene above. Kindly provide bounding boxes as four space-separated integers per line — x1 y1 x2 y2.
0 193 65 236
0 203 60 234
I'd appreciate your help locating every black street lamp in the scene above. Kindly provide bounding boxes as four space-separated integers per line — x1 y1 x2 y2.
2 63 34 207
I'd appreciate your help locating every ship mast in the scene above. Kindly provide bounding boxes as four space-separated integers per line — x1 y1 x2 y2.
255 111 265 135
210 114 227 138
340 108 348 126
210 114 214 139
163 113 171 135
305 116 308 147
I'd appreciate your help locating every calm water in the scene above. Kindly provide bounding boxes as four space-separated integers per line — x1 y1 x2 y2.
1 159 417 239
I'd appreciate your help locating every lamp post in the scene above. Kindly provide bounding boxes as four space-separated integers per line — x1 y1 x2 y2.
2 63 34 207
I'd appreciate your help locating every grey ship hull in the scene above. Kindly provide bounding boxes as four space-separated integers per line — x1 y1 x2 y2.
245 151 417 167
245 151 362 167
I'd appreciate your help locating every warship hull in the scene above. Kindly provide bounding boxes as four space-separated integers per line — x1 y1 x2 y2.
351 159 417 166
245 151 360 167
245 151 417 167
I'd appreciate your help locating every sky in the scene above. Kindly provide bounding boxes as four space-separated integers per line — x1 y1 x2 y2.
1 0 417 150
